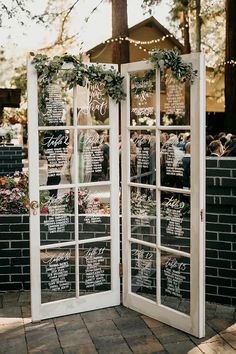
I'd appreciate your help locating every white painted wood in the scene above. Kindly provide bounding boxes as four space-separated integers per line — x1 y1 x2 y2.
27 59 41 321
184 52 206 338
27 60 120 321
121 54 205 338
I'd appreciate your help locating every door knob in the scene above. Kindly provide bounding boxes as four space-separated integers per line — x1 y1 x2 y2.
30 200 39 215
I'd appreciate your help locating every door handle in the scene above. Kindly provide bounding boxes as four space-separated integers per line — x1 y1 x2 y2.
30 200 39 215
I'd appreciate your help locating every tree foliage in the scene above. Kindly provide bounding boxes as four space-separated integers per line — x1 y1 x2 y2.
0 0 31 27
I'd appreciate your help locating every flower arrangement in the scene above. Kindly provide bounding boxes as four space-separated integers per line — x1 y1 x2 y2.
0 172 29 214
138 116 155 126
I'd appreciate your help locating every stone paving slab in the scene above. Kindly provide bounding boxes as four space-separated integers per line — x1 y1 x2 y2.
113 315 153 338
58 328 94 348
152 323 190 344
92 334 132 354
54 314 84 331
63 343 97 354
0 293 236 354
86 319 121 338
125 334 164 353
81 308 119 324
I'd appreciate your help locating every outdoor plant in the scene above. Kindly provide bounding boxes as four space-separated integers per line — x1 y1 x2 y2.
0 172 29 214
149 49 197 84
31 53 126 112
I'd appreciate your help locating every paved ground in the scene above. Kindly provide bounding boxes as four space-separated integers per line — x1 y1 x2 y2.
0 292 236 354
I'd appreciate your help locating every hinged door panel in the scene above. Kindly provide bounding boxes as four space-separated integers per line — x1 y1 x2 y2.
27 60 120 321
121 54 205 338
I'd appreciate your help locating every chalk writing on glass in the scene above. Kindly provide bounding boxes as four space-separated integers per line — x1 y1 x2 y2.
44 215 69 233
137 146 150 169
132 249 153 289
83 145 104 175
164 81 185 116
89 83 108 116
42 133 69 177
43 250 71 291
131 107 154 117
164 257 187 298
84 216 102 224
84 247 106 288
162 143 184 177
161 196 185 237
46 84 64 124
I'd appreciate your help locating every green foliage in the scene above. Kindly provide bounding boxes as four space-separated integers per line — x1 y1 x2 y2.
11 65 27 96
149 49 197 83
141 0 162 14
130 69 155 96
31 53 126 103
31 50 196 122
0 0 31 27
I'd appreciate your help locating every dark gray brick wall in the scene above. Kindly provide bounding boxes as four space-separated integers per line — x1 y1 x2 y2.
0 158 235 306
0 215 30 290
206 157 236 306
0 146 23 176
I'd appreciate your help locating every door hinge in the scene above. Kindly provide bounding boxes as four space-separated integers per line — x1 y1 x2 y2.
119 263 123 277
200 209 204 222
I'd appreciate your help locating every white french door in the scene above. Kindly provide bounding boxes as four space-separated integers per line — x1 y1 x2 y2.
121 53 205 338
27 61 120 321
27 54 206 338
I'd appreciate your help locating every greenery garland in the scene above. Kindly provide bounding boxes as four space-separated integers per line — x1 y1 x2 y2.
130 49 197 97
30 53 126 103
31 49 197 111
149 49 198 84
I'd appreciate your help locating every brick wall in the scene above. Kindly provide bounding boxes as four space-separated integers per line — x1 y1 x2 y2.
0 158 235 306
0 146 23 176
0 215 30 291
206 157 236 306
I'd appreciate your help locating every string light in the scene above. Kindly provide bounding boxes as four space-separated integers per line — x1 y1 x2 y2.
102 34 174 47
225 60 236 67
101 34 176 54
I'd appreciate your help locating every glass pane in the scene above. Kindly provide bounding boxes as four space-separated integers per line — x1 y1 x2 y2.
160 69 190 126
78 186 110 215
77 129 110 183
131 217 156 244
79 241 111 294
131 243 156 301
79 215 110 241
40 189 75 246
130 130 156 185
41 246 76 303
161 192 191 253
160 130 190 189
38 77 73 126
130 70 156 126
39 129 73 187
76 82 109 126
131 187 156 216
161 252 190 315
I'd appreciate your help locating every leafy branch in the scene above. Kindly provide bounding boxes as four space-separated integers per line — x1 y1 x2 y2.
149 49 197 83
31 53 126 105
